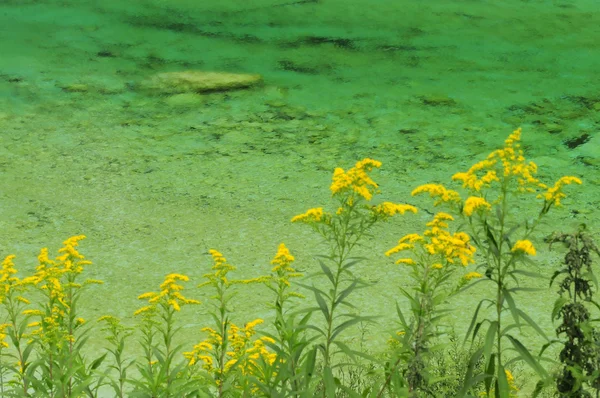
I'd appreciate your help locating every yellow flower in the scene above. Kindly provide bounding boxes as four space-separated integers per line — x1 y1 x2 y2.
385 243 414 257
424 214 476 266
463 272 483 281
395 258 415 265
84 279 104 285
22 309 44 316
135 273 200 316
291 207 327 223
183 340 214 368
463 196 492 217
271 243 295 269
199 249 239 288
453 128 548 195
0 323 10 348
137 292 157 300
511 240 536 256
98 315 119 323
537 175 582 206
372 202 418 217
480 369 519 397
431 263 443 269
330 158 382 200
0 254 21 299
411 184 461 205
57 235 86 260
270 243 303 296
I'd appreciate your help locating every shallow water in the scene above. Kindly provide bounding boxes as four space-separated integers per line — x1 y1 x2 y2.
1 0 599 391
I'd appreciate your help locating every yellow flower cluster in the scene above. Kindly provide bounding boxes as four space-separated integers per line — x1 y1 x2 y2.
291 207 328 224
198 249 238 288
411 184 461 206
183 340 214 369
135 273 200 316
386 213 475 267
271 243 303 292
226 319 276 373
27 306 69 346
185 319 275 376
453 128 542 194
0 323 9 348
330 158 382 200
462 271 483 281
0 254 21 300
511 240 536 256
385 234 423 261
452 159 499 192
372 202 418 217
423 213 476 266
537 176 582 206
463 196 492 217
451 128 582 207
22 236 96 310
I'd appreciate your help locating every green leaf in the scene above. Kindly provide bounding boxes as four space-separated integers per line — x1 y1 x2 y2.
342 257 366 270
503 289 520 328
395 301 408 329
511 269 544 279
90 353 108 370
314 290 330 321
484 321 498 370
319 260 335 284
516 308 548 341
333 341 376 363
484 221 500 256
458 347 485 396
484 353 495 394
323 366 337 398
552 297 568 321
303 346 318 387
335 280 358 307
496 364 510 398
331 316 376 341
549 269 568 287
465 299 493 344
506 334 548 379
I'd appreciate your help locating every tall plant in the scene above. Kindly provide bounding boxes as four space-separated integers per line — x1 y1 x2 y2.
382 212 480 396
410 128 581 396
546 226 600 397
291 158 417 396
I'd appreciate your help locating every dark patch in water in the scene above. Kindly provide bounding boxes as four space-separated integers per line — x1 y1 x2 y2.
563 133 591 149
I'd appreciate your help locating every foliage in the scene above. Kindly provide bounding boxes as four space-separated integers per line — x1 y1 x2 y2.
546 226 600 397
409 128 581 397
0 130 587 397
290 158 417 396
382 212 479 396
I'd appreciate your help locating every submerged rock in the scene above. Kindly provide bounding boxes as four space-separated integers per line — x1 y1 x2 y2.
139 70 263 94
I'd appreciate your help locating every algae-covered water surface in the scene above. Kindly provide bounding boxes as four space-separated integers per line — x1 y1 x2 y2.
0 0 599 394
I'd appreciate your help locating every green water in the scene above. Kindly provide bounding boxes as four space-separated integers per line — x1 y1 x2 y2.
1 0 599 393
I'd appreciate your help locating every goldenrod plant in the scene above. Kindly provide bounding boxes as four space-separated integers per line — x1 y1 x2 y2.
0 131 589 397
0 254 32 396
410 128 581 397
184 249 272 397
291 158 417 397
132 272 201 397
381 211 479 396
250 243 315 398
24 236 107 396
97 315 134 398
